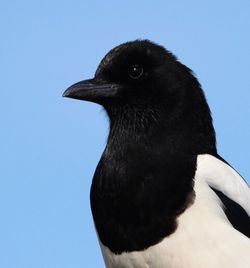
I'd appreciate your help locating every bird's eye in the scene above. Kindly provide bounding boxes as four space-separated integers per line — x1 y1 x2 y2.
128 64 144 80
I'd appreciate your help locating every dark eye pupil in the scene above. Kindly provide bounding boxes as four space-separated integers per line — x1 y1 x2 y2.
128 64 143 79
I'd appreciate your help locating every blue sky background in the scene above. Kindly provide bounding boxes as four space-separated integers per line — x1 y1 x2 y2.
1 1 250 267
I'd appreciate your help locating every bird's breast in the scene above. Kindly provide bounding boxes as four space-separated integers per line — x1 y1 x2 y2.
90 152 196 253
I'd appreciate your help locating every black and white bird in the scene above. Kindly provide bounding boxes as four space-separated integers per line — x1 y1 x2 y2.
63 40 250 268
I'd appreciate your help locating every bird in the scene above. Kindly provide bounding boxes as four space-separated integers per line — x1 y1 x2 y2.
63 40 250 268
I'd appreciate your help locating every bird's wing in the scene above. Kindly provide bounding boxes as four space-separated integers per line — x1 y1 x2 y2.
197 154 250 237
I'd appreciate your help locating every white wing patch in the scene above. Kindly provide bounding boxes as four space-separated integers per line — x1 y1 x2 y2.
196 154 250 216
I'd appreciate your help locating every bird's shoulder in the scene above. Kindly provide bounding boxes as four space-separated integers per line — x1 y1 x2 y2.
196 153 250 237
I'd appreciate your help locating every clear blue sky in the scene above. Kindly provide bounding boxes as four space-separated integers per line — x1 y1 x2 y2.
1 1 250 267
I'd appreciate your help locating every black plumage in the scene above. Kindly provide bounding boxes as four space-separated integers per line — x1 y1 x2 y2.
63 40 250 257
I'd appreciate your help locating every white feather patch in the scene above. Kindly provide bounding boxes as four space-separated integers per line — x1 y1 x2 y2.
197 154 250 215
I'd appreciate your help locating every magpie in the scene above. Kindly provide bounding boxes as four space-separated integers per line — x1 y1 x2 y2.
63 40 250 268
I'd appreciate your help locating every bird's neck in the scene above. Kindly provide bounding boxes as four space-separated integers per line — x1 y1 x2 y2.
107 105 162 145
105 103 217 156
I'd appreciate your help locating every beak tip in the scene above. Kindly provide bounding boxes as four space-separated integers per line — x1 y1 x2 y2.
62 89 71 98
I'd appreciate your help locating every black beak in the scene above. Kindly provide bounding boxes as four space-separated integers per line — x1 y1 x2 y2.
63 78 121 104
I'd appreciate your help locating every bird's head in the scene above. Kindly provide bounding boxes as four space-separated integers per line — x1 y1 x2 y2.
63 40 184 108
63 40 216 154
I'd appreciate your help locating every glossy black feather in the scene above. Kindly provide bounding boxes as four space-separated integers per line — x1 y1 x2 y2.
211 188 250 238
91 148 196 253
89 40 219 253
65 40 249 254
